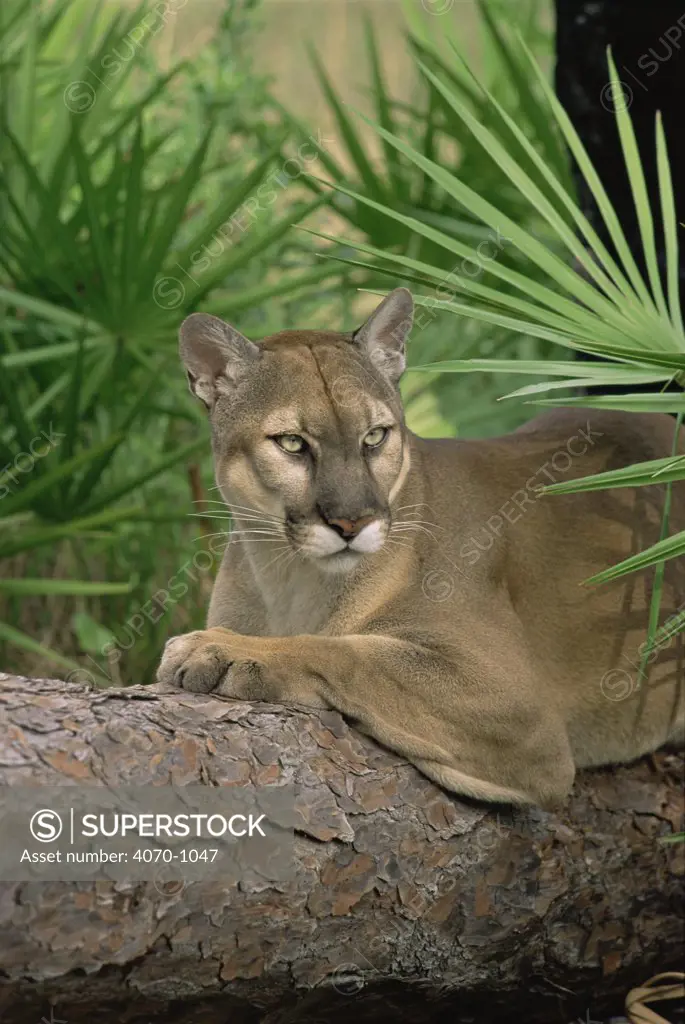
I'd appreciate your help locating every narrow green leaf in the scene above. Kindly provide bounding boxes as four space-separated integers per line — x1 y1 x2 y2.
364 15 406 200
135 125 215 300
0 335 109 369
0 620 101 678
0 579 134 596
475 0 568 179
172 144 282 275
408 35 483 113
586 528 685 585
504 372 670 399
69 368 160 511
409 358 670 376
58 332 86 469
72 611 117 654
531 393 685 413
89 63 188 166
206 263 341 317
79 438 206 518
270 99 348 187
307 41 387 201
69 126 115 311
408 292 588 350
636 412 683 681
120 118 145 310
14 0 38 157
0 433 125 518
188 198 326 305
0 286 102 334
607 51 669 323
543 455 685 495
0 506 146 560
655 112 684 336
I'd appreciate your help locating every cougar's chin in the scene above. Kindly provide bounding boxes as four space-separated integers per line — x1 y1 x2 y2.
316 549 366 575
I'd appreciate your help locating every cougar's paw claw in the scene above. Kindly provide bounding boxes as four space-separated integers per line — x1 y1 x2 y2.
155 630 268 699
175 641 234 693
155 632 229 694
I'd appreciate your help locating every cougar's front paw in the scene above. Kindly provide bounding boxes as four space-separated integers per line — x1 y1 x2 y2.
155 629 269 699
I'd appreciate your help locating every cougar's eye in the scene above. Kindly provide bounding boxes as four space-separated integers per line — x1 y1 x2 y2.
273 434 307 454
363 426 389 449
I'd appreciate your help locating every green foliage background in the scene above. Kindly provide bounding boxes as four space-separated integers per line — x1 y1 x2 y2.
1 0 682 685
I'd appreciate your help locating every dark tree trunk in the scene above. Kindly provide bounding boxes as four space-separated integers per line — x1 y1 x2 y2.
555 0 685 390
555 0 685 293
0 675 683 1024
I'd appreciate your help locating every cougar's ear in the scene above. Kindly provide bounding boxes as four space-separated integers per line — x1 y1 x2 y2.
351 287 413 385
179 313 259 409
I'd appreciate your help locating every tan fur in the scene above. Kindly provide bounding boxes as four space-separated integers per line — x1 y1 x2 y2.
158 290 685 807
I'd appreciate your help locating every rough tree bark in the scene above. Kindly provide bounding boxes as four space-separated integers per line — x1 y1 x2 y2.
0 674 683 1024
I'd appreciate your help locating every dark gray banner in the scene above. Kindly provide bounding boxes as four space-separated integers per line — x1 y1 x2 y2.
0 785 296 886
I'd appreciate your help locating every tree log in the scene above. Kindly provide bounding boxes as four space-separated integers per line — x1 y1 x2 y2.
0 673 682 1024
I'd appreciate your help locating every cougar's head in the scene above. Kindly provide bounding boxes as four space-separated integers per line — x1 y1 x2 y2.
179 288 413 573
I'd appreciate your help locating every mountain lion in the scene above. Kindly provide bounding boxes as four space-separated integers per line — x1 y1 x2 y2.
156 288 685 807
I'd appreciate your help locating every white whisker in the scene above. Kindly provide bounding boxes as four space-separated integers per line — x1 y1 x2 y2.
187 512 233 520
393 518 443 531
227 532 282 540
187 514 284 530
190 511 278 525
223 503 282 521
391 523 442 543
394 502 439 516
384 537 415 551
261 544 297 571
229 538 287 545
231 518 286 527
201 494 283 521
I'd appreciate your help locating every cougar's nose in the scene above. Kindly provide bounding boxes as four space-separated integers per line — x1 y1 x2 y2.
326 514 376 541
